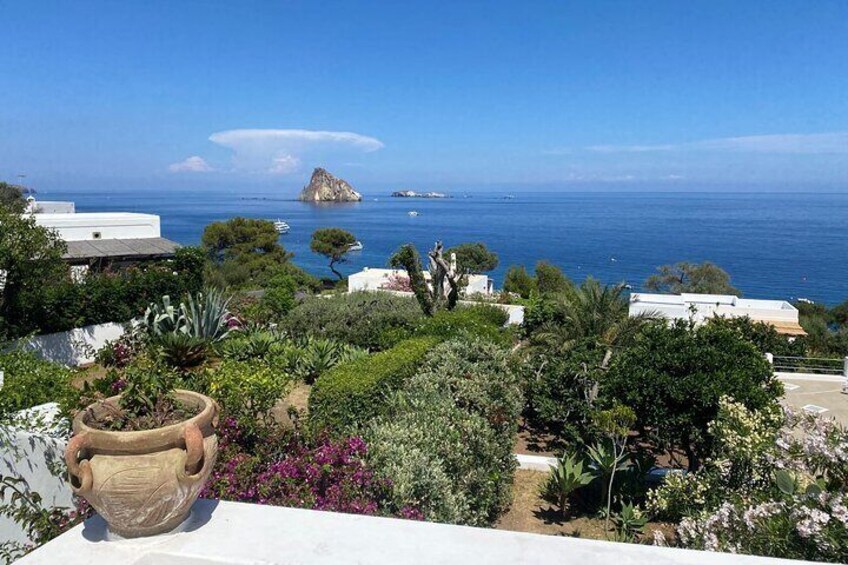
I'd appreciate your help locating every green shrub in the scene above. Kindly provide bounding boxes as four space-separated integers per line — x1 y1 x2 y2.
202 359 292 432
368 392 504 525
523 340 606 445
309 336 440 434
604 319 781 469
15 260 203 337
261 273 297 318
367 339 522 526
282 292 424 350
707 316 806 357
503 265 537 298
415 304 511 345
0 351 75 418
412 339 522 439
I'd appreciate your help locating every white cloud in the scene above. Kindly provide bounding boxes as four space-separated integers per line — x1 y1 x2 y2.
268 155 301 174
208 128 384 175
585 132 848 154
168 156 214 173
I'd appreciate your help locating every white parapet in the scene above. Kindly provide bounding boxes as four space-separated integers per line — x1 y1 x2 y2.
19 498 812 564
0 404 72 547
15 321 126 366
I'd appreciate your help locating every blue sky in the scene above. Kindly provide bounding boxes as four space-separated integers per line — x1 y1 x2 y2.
2 0 847 192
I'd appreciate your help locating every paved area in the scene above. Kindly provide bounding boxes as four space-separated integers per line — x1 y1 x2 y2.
780 376 848 425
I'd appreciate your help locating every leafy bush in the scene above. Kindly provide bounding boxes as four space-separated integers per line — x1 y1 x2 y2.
15 260 204 338
534 261 573 295
503 265 537 298
707 316 806 357
283 292 424 351
522 340 606 445
366 339 523 526
604 319 781 469
201 359 292 433
261 272 297 318
0 351 75 419
411 339 522 438
367 390 511 526
309 337 440 434
415 304 510 344
95 325 147 368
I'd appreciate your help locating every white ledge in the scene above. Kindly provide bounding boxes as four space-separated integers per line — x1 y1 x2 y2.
19 499 812 564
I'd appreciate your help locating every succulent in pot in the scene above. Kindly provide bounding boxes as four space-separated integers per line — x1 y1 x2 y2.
64 361 218 538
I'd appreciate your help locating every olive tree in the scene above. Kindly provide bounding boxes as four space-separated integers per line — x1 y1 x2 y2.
390 241 461 316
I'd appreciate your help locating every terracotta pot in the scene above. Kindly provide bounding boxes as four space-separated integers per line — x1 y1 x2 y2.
65 389 219 538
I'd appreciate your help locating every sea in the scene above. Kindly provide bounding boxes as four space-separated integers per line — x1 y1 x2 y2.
36 189 848 305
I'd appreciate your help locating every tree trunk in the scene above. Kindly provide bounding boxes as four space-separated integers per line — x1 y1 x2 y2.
329 258 343 280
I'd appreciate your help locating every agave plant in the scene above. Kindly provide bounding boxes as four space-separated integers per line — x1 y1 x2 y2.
181 287 233 342
143 295 183 336
218 330 279 360
610 501 648 542
544 451 595 517
294 339 368 383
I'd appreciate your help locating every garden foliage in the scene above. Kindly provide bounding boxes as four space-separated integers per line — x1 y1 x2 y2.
604 319 781 469
282 292 424 351
367 339 523 526
0 350 75 419
309 337 440 434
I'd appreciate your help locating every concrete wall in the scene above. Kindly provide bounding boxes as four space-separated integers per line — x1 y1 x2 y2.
33 213 161 241
16 322 126 367
0 404 73 548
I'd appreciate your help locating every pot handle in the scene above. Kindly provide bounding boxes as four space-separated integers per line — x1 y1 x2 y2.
65 432 93 495
182 422 205 477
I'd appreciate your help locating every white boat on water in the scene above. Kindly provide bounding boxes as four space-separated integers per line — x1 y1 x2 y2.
273 219 290 234
348 240 363 251
408 210 419 217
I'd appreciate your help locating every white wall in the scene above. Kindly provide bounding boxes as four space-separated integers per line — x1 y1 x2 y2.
0 404 73 548
33 213 161 241
16 322 126 367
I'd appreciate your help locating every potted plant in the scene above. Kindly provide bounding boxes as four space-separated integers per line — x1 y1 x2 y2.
64 361 218 538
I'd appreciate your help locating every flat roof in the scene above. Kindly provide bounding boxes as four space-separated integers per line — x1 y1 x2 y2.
63 237 179 261
632 292 794 311
35 212 159 222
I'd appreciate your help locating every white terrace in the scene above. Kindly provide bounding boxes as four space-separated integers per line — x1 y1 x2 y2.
19 498 811 565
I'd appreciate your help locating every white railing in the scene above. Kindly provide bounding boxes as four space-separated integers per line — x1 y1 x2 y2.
771 354 847 377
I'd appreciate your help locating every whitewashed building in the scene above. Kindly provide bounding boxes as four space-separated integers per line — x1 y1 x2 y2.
27 200 179 271
348 268 494 296
629 292 806 336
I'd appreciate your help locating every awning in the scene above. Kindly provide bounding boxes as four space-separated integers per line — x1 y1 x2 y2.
62 237 180 262
767 320 808 337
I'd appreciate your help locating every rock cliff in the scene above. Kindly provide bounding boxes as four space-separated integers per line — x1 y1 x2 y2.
298 168 362 202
